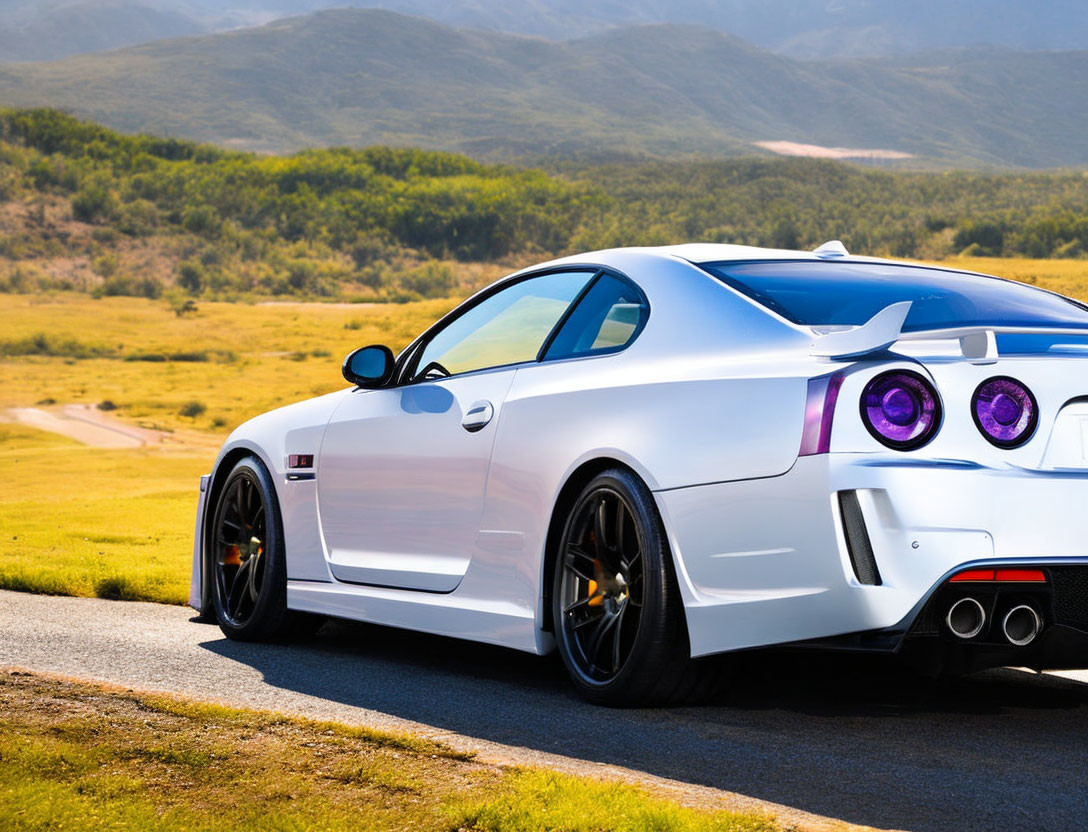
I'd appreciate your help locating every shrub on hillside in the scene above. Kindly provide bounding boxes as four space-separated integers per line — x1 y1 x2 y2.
177 261 205 294
182 205 222 238
71 185 118 224
116 199 160 236
91 253 118 278
96 273 163 299
399 260 458 298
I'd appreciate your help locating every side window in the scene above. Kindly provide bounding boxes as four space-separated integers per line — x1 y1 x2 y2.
410 270 596 381
543 273 648 361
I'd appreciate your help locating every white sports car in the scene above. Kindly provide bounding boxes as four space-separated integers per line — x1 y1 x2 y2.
190 242 1088 705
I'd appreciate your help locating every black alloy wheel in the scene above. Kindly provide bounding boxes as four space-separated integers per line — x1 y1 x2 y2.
552 468 718 706
210 456 298 640
558 485 645 683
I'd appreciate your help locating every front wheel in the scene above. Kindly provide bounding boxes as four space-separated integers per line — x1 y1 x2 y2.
551 468 716 706
209 456 296 641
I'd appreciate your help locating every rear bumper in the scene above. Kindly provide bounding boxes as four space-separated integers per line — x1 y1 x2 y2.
894 562 1088 672
657 454 1088 658
796 559 1088 671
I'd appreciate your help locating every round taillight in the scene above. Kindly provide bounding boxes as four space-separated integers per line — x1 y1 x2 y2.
860 370 941 450
972 376 1038 448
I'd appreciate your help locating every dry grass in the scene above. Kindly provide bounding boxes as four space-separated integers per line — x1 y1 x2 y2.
0 671 779 832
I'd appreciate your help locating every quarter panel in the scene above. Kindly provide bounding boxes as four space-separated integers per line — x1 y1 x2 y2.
654 458 856 655
498 355 807 492
477 352 809 646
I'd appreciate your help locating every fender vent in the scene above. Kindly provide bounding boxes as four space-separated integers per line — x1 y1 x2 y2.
838 490 882 586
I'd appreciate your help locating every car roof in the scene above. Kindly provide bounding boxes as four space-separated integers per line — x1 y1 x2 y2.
525 243 900 273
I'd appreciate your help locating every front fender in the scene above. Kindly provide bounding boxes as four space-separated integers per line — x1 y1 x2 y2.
189 389 350 612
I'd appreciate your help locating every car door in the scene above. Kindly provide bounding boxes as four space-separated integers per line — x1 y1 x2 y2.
316 269 598 592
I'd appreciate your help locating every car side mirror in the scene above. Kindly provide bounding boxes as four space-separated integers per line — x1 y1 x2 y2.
342 345 395 388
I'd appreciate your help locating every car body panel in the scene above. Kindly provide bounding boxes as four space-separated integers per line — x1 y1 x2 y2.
661 452 1088 656
317 368 516 592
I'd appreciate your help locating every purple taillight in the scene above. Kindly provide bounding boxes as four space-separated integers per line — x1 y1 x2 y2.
860 370 941 450
799 372 845 455
972 377 1038 447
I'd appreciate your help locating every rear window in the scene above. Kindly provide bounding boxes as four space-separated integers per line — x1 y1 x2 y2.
700 260 1088 333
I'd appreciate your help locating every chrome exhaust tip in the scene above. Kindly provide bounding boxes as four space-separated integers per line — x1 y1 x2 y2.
1002 605 1042 647
946 597 986 639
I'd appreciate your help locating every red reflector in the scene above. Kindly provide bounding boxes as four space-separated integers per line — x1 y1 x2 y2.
995 568 1046 583
288 454 314 469
949 567 1047 583
949 569 995 582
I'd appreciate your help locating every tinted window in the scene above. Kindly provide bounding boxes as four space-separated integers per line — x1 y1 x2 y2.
544 273 648 360
411 270 595 380
701 261 1088 333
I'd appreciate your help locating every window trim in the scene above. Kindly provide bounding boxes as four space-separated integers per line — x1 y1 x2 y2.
394 266 604 386
537 270 650 363
535 271 601 361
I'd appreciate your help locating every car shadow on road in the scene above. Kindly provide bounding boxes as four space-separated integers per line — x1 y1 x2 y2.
200 618 1088 832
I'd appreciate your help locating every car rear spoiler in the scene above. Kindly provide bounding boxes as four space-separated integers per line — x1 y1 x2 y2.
810 301 912 359
811 302 1088 362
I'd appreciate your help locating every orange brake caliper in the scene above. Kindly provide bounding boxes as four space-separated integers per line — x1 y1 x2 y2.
587 558 604 607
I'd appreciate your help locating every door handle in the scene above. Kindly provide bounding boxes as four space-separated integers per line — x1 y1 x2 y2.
461 400 494 432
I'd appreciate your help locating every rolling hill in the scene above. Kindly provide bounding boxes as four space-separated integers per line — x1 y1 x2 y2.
2 108 1088 308
323 0 1088 56
3 0 1086 62
0 1 207 62
0 9 1086 167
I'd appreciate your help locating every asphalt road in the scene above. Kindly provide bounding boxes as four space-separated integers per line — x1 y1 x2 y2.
2 589 1087 832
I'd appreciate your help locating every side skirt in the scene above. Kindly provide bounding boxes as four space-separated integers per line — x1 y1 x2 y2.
286 579 546 655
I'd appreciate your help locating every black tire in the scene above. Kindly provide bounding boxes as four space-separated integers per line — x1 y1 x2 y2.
209 456 301 641
551 468 717 706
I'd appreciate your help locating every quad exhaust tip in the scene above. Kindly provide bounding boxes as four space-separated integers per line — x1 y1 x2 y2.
946 597 986 639
1002 605 1042 647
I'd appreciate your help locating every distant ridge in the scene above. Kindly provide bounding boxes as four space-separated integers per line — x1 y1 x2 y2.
330 0 1088 56
0 0 208 62
0 9 1086 167
3 0 1087 62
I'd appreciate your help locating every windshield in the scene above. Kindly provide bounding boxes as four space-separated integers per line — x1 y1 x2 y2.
700 260 1088 333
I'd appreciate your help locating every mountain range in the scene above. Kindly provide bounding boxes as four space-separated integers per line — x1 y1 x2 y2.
0 9 1086 168
1 0 1087 61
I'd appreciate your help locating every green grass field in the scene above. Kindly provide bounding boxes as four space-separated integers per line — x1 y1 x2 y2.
0 423 204 602
2 255 1088 605
0 671 778 832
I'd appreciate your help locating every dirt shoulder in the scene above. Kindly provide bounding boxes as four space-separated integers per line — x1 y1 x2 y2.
0 403 216 451
0 669 794 832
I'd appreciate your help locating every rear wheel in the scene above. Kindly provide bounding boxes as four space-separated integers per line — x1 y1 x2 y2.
552 468 716 706
209 456 299 641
